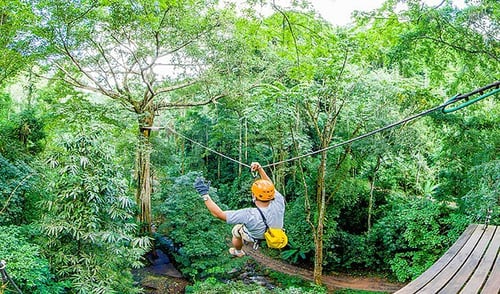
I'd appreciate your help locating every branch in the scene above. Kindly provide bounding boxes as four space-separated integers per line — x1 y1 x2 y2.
272 2 300 66
419 35 499 61
108 31 156 100
57 31 124 100
155 93 225 110
90 37 123 94
155 79 200 95
54 63 121 99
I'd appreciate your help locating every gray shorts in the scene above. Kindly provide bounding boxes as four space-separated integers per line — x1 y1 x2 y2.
232 224 256 242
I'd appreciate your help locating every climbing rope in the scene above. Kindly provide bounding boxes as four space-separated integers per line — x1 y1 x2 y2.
144 81 499 169
0 260 23 294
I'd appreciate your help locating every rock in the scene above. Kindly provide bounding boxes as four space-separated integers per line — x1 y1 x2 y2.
140 275 190 294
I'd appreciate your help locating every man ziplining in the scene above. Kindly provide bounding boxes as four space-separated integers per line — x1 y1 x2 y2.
175 81 497 257
194 162 286 257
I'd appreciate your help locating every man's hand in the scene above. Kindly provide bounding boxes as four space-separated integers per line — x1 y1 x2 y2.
250 161 272 183
250 162 261 172
194 177 210 196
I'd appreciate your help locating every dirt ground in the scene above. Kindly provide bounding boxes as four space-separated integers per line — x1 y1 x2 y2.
243 244 405 293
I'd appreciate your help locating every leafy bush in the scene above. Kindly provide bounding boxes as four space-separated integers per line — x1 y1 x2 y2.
368 197 465 282
12 109 46 155
389 251 436 282
267 270 327 292
155 171 246 279
0 154 35 225
0 108 46 160
280 240 308 264
0 225 65 294
461 160 500 225
40 128 146 293
186 277 265 294
186 276 328 294
281 197 314 264
332 231 377 270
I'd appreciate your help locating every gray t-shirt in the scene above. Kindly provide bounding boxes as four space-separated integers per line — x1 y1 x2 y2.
225 190 285 240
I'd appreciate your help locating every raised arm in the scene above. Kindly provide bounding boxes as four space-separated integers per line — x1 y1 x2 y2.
250 162 271 183
194 177 227 221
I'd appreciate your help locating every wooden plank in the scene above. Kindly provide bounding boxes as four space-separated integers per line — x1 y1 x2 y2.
395 224 478 294
460 225 500 293
417 224 485 293
480 226 500 294
439 225 496 293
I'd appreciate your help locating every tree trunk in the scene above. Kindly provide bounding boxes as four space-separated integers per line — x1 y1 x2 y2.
313 151 328 285
238 119 242 177
136 113 154 234
244 117 248 164
368 156 381 231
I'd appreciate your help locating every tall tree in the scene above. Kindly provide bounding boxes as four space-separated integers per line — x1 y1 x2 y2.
352 0 499 219
29 0 249 232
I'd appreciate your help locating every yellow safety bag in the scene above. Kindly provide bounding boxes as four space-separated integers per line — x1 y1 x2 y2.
264 227 288 249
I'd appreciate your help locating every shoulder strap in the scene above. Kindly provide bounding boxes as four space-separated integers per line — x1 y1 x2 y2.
255 205 269 230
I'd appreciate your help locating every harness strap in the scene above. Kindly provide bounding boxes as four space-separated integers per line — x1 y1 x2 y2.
255 205 270 231
238 225 262 250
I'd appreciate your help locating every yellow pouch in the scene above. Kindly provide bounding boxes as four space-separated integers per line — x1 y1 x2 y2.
264 228 288 249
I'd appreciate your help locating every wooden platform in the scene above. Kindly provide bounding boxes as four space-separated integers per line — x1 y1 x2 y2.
395 223 500 294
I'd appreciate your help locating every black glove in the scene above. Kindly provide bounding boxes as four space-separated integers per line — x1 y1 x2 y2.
194 177 210 195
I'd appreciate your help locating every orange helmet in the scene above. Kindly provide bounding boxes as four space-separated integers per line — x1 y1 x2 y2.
251 179 275 201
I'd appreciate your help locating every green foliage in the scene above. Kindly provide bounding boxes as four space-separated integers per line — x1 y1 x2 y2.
334 177 372 234
280 240 308 264
186 277 265 294
332 231 376 270
0 0 35 85
40 127 147 293
0 0 498 291
434 108 499 203
281 198 314 264
0 107 47 224
0 154 35 225
389 251 437 282
0 225 65 294
267 270 327 293
155 171 245 279
186 276 327 294
0 93 12 121
368 197 467 282
12 108 46 154
358 1 499 86
0 107 46 160
461 160 500 225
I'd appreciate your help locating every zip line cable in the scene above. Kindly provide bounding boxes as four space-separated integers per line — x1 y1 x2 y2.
144 81 499 169
266 82 499 168
157 126 252 168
